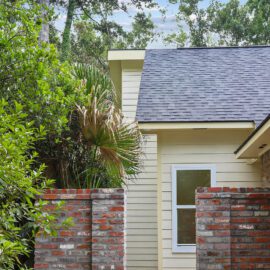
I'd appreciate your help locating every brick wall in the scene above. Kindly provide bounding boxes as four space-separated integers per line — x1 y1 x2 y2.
262 150 270 185
196 187 270 270
34 189 126 270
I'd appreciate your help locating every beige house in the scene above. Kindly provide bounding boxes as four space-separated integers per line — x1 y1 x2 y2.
108 47 270 270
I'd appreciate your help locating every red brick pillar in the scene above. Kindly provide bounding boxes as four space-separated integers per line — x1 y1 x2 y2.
196 187 231 270
34 188 126 270
196 187 270 270
91 189 126 270
230 189 270 269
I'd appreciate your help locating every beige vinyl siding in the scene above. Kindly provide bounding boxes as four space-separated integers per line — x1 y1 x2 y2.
121 68 142 122
120 62 158 269
126 134 158 270
159 129 262 270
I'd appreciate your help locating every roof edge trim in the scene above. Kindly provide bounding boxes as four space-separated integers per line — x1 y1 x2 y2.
138 121 255 130
108 50 145 61
235 115 270 157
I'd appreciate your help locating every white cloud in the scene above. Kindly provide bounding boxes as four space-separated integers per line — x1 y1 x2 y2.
189 14 197 22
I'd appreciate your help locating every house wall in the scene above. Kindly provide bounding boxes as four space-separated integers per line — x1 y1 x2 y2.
158 129 262 270
120 61 158 270
115 57 262 269
125 134 158 270
121 61 143 122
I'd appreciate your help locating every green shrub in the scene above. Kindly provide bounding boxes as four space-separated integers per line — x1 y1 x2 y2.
0 0 78 135
0 100 54 269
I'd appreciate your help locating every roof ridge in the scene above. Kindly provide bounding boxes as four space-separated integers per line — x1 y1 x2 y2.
145 45 270 51
109 45 270 52
176 45 270 50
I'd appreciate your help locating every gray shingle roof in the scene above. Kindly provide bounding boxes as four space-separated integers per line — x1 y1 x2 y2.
136 47 270 125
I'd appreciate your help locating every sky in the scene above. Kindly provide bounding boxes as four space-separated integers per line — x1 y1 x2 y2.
55 0 247 49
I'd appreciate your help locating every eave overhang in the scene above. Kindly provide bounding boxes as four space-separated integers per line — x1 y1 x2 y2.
235 115 270 159
138 121 255 131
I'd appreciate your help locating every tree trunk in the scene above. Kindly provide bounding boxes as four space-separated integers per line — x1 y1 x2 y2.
38 0 50 43
60 0 76 61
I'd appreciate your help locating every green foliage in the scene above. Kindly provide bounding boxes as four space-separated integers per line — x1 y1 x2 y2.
166 0 211 47
167 0 270 47
71 21 109 68
123 12 155 49
0 100 52 269
0 0 77 134
208 0 250 45
164 25 188 47
70 12 155 69
51 65 142 188
53 0 157 62
76 65 142 188
246 0 270 44
0 1 80 267
0 1 143 190
0 1 144 265
74 62 118 102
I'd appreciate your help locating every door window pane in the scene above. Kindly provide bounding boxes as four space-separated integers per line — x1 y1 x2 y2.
177 170 211 205
177 209 196 244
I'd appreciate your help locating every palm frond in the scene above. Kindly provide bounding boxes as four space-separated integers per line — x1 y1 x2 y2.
73 64 120 107
77 97 142 187
73 64 142 188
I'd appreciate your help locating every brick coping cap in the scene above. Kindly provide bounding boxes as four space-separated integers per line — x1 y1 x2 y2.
44 188 124 195
38 188 125 200
196 187 270 193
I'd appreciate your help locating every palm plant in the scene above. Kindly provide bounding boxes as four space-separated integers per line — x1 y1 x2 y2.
72 64 142 188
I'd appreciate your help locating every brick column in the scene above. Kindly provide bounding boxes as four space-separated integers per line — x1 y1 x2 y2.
196 187 231 270
34 188 126 270
230 189 270 269
196 187 270 270
91 189 126 270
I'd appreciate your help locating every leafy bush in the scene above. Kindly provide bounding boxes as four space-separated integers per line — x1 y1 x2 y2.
0 0 81 185
0 1 79 267
0 100 53 269
0 0 78 134
0 1 143 266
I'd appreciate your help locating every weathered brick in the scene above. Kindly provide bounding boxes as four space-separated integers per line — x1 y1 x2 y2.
206 224 230 230
110 206 124 212
92 218 107 224
59 230 76 237
99 225 113 230
254 211 269 216
35 188 126 270
51 250 65 256
34 263 49 269
35 244 58 249
196 187 270 270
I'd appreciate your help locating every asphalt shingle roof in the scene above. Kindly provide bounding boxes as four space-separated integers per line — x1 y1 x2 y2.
136 47 270 125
